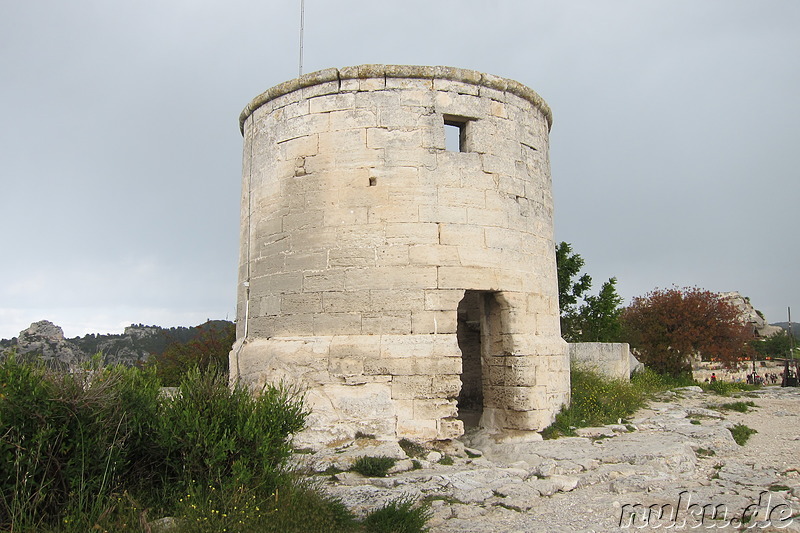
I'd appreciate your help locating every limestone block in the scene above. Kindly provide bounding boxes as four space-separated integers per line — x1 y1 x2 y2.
369 289 425 312
322 207 369 226
328 247 376 268
396 419 438 441
437 186 486 208
431 374 462 399
375 245 410 266
365 356 461 377
328 335 382 358
302 270 346 292
438 266 499 290
368 165 419 188
328 357 364 377
367 205 420 224
361 312 412 335
322 290 369 313
438 224 484 246
418 205 467 224
366 128 423 150
280 293 322 314
409 244 460 266
414 398 458 419
379 335 437 359
411 310 457 334
250 272 303 295
483 386 540 412
345 266 437 291
251 254 284 278
284 250 327 271
485 362 538 388
438 418 465 440
317 129 366 154
280 135 319 162
423 289 463 311
391 375 433 400
309 92 356 114
313 313 363 335
378 105 433 128
258 295 280 317
466 207 508 228
329 108 378 130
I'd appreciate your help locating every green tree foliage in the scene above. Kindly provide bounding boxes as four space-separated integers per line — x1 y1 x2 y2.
555 242 623 342
148 320 235 386
621 286 755 377
573 277 624 342
750 329 795 359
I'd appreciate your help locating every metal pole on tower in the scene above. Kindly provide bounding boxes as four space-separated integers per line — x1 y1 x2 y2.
299 0 305 76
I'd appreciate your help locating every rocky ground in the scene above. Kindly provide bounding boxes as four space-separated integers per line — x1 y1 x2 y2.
299 385 800 532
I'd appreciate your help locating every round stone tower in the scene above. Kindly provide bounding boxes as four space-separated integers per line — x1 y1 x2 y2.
232 65 569 446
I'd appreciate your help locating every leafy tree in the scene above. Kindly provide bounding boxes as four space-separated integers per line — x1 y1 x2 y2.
621 286 755 377
556 242 592 320
147 321 235 386
750 329 795 359
571 277 624 342
555 242 623 342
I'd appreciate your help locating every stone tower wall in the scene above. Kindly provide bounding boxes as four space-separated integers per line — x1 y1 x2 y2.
232 65 569 446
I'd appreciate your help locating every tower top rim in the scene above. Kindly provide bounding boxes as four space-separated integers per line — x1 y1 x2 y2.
239 64 552 134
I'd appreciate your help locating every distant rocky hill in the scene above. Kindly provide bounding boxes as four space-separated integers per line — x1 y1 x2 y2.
0 319 234 371
771 322 800 338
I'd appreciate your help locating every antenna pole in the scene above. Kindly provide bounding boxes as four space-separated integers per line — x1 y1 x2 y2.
299 0 305 76
790 307 795 361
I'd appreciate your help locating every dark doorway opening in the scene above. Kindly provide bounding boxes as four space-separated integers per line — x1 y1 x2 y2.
456 290 502 430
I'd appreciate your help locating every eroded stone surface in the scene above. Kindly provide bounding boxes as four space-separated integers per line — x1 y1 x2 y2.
311 386 800 532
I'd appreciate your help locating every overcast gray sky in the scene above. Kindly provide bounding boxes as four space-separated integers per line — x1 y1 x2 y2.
1 0 798 339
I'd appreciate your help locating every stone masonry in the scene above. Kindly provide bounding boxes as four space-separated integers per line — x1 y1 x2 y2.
230 65 569 448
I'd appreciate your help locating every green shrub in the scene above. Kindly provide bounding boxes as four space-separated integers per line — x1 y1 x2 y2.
0 356 163 531
0 357 311 532
717 401 757 413
362 497 431 533
398 438 426 458
701 380 759 396
351 456 397 477
729 423 757 446
159 367 308 497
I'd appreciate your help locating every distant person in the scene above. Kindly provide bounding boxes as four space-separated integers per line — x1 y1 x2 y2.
710 373 717 383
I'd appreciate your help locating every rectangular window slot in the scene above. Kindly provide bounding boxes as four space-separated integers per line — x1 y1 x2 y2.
369 176 377 186
444 115 472 152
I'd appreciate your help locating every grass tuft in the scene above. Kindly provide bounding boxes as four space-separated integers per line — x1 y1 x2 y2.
362 497 430 533
350 456 397 478
729 423 757 446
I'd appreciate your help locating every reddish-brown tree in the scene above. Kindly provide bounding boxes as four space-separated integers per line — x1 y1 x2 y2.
621 287 755 376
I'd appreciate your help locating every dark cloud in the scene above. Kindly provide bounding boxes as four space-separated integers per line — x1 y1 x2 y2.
1 0 798 337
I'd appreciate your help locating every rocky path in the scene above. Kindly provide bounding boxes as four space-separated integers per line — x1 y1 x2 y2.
303 385 800 532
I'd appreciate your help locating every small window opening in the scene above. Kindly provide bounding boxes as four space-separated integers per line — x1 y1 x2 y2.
369 176 377 186
444 116 470 152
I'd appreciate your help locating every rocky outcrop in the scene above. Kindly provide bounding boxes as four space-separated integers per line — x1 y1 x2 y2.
310 386 800 531
1 320 233 370
720 291 783 337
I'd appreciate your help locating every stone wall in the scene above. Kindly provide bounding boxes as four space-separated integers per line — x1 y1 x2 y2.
569 343 632 381
231 65 569 447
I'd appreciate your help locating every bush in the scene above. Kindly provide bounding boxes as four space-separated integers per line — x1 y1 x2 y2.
362 497 430 533
351 456 397 478
158 368 307 496
730 423 758 446
0 356 162 531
